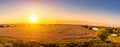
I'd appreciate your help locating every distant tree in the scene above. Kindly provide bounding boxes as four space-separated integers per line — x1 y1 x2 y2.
6 25 10 27
88 26 93 30
0 25 4 28
83 25 88 28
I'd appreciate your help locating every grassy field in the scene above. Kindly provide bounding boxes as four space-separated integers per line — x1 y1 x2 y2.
0 24 120 47
0 24 95 42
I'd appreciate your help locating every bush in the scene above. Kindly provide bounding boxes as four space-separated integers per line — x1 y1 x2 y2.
96 28 111 41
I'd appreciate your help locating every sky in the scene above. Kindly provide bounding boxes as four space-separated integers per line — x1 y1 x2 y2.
0 0 120 26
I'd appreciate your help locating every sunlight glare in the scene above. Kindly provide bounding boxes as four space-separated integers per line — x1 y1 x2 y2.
30 14 38 23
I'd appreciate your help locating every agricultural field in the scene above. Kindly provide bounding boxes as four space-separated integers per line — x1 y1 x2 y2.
0 24 120 47
0 24 95 42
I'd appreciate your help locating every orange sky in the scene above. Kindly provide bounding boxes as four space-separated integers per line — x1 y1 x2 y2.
0 0 120 27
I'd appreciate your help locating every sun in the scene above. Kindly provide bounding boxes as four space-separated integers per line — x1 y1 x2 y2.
29 14 38 23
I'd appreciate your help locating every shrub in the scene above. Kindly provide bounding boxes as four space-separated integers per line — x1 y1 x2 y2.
96 28 111 41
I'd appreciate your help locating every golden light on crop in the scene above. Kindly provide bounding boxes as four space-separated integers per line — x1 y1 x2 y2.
29 14 39 23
